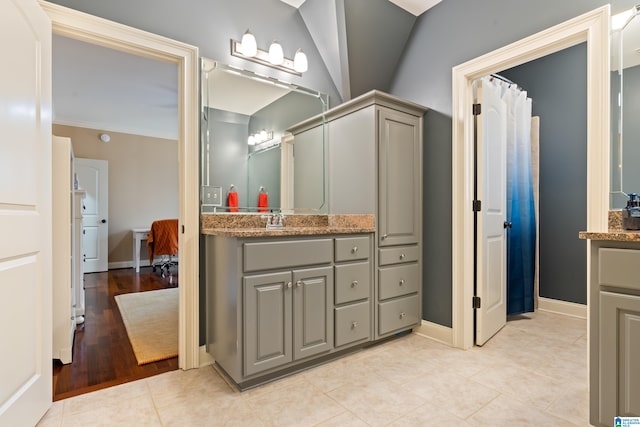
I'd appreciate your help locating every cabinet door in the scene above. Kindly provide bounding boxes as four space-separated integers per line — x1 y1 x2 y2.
244 271 293 376
378 107 421 247
600 291 640 424
293 267 334 360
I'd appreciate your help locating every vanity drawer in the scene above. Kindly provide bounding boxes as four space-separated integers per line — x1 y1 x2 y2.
378 294 420 336
244 239 333 272
599 248 640 291
378 263 420 300
335 301 370 347
335 236 370 262
335 262 371 304
379 245 419 266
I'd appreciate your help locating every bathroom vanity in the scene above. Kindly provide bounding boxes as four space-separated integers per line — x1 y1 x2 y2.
580 228 640 426
202 90 427 389
203 215 381 389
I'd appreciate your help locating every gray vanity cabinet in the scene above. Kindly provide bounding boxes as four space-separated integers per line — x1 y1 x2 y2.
289 91 427 339
244 266 333 377
378 107 421 247
589 242 640 426
206 233 373 389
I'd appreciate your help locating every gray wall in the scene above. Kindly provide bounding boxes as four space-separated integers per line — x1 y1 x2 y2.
247 147 281 210
501 43 587 305
390 0 636 327
206 109 250 210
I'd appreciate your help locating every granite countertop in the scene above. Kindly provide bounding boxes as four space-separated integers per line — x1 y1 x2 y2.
579 230 640 242
200 213 375 237
579 210 640 242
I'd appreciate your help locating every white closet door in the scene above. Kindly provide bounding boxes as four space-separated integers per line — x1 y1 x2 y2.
476 78 508 346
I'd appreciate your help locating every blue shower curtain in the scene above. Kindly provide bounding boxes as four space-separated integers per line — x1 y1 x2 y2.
501 82 536 315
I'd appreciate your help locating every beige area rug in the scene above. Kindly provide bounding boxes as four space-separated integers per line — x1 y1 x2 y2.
114 288 178 365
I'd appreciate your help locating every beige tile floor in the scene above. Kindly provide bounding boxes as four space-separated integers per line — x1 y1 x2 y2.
38 310 588 426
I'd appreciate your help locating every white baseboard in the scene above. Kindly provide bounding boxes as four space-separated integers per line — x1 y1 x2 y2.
108 260 152 270
199 345 214 368
413 320 454 347
538 297 587 319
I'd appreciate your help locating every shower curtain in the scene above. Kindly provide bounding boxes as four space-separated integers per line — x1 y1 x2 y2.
485 77 536 315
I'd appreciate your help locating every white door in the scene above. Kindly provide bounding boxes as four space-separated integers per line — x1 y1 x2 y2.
75 158 109 273
0 0 52 425
476 78 508 346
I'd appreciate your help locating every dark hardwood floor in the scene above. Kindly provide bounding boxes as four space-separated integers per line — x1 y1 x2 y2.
52 267 178 401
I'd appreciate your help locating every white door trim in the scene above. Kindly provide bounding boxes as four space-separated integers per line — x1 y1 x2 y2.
40 0 200 369
451 6 609 349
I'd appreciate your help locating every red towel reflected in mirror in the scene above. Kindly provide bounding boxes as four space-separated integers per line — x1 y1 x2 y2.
258 192 268 212
227 191 239 212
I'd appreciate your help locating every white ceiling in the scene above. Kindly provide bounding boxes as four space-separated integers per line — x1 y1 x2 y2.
52 35 179 140
203 67 292 116
280 0 442 16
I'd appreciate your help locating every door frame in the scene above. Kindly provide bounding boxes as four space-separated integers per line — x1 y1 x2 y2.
40 1 201 368
451 6 610 349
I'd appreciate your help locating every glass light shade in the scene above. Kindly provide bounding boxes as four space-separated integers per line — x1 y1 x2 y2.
240 30 257 57
268 41 284 65
247 134 255 145
259 129 268 141
293 49 308 73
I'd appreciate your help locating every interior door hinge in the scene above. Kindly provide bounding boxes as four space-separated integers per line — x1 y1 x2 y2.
472 103 481 115
472 296 481 309
473 200 482 212
181 225 185 234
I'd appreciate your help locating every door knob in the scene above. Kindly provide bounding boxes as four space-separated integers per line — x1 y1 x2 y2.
101 219 107 224
503 221 512 229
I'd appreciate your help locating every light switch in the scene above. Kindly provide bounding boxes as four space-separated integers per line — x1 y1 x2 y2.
202 186 222 206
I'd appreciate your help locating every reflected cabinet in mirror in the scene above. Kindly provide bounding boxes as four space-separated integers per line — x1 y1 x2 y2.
200 58 328 214
612 6 640 209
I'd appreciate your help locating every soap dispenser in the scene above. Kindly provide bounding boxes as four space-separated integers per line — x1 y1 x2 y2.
622 193 640 230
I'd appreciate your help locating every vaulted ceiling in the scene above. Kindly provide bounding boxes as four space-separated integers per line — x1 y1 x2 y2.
283 0 441 101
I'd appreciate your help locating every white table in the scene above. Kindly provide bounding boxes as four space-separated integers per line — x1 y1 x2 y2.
132 227 150 272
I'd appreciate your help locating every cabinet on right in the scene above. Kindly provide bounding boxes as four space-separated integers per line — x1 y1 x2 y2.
589 241 640 426
291 90 427 338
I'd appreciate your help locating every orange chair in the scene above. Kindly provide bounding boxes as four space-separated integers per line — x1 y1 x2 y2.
147 219 178 278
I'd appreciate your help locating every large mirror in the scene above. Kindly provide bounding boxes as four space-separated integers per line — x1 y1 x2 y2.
200 58 328 213
612 6 640 209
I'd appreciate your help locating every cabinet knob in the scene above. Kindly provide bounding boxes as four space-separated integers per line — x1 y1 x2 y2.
286 281 292 289
399 312 406 319
399 253 406 260
296 280 303 288
351 321 358 329
381 234 388 240
399 279 405 286
351 246 358 254
351 280 358 288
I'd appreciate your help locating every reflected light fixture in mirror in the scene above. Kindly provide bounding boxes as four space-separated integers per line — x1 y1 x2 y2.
240 30 257 57
248 129 273 146
230 31 308 76
268 41 284 65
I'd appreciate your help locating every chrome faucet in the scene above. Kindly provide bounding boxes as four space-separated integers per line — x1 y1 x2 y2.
261 213 285 229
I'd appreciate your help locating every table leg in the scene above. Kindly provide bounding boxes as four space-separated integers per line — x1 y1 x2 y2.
135 233 141 273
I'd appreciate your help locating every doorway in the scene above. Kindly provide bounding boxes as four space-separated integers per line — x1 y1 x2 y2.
451 6 609 349
41 1 200 369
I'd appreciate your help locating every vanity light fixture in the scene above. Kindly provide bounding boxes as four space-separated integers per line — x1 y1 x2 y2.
247 129 273 146
231 31 308 76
